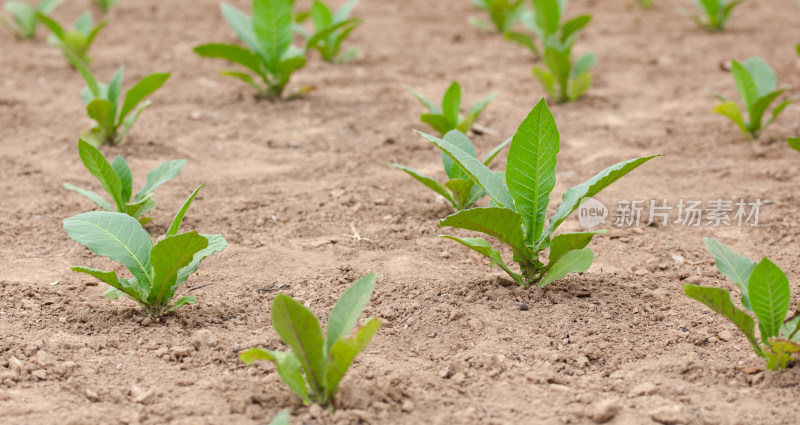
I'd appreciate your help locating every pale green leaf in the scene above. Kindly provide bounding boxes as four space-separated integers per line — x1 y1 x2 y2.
326 272 377 353
539 247 593 287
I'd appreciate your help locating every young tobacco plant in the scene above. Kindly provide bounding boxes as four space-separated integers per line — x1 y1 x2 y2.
63 184 227 317
421 99 660 288
36 10 107 64
406 82 498 136
469 0 525 33
636 0 654 8
684 238 800 370
710 57 796 140
91 0 119 13
194 0 308 101
64 139 186 226
392 131 510 211
682 0 742 31
294 0 361 63
240 272 380 407
526 0 595 103
0 0 60 39
68 52 170 146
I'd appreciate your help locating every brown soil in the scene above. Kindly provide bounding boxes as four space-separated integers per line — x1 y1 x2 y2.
2 0 800 424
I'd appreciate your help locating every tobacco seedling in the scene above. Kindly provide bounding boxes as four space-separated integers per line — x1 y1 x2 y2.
63 184 227 317
422 99 660 288
194 0 308 101
788 137 800 154
36 10 107 65
240 272 380 407
406 82 497 136
91 0 118 13
68 52 170 146
682 0 742 31
65 139 185 225
710 57 796 139
0 0 60 39
294 0 362 63
469 0 525 33
527 0 595 103
684 238 800 370
268 410 290 425
393 131 510 211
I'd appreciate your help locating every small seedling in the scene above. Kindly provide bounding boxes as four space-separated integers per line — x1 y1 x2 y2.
392 131 510 211
0 0 60 39
788 137 800 154
406 82 497 136
636 0 653 8
681 0 742 31
469 0 525 33
421 99 660 288
194 0 308 101
65 139 185 225
64 184 227 317
91 0 118 13
710 57 795 139
67 52 170 146
36 10 107 65
294 0 362 63
240 272 380 406
526 0 595 102
684 238 800 370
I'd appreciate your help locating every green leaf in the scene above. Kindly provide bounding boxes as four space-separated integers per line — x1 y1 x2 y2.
539 247 593 287
418 131 515 208
167 183 204 237
86 98 117 143
788 137 800 153
731 60 759 111
111 155 133 203
742 57 776 98
326 272 377 353
167 296 196 313
268 409 292 425
271 294 326 397
440 207 531 260
127 197 156 219
441 236 523 285
220 70 264 94
34 10 63 38
176 233 226 285
749 258 791 342
713 101 748 136
568 72 592 101
36 0 61 14
504 31 540 57
147 232 209 309
542 154 662 246
532 0 560 37
333 0 359 22
441 82 461 128
459 92 498 132
253 0 293 72
134 159 186 201
71 266 140 299
420 114 453 136
684 284 762 356
107 67 124 113
765 339 800 370
571 52 596 78
325 317 380 400
549 231 605 266
6 2 36 37
532 66 556 98
405 85 441 114
766 96 796 127
506 98 559 246
444 178 478 209
120 101 150 142
63 183 113 211
703 237 756 311
310 0 333 30
77 139 126 211
440 130 476 181
220 2 260 53
118 73 170 124
561 14 590 43
482 137 512 165
749 89 785 133
390 164 453 205
74 10 92 34
63 211 153 289
194 43 264 77
544 47 571 102
275 54 306 88
239 348 311 404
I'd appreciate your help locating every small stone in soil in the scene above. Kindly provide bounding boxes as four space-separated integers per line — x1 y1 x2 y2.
516 302 529 311
589 398 621 423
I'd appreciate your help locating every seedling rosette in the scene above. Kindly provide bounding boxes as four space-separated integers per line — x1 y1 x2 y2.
422 99 661 287
63 183 226 317
406 82 498 136
240 272 380 407
0 0 60 39
681 0 742 31
684 238 800 370
36 10 107 65
469 0 525 33
294 0 362 63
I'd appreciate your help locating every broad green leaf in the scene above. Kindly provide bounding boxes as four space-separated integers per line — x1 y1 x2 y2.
539 247 593 287
440 207 531 259
684 284 762 356
194 43 264 77
482 137 512 165
275 54 306 87
749 258 791 342
134 159 186 201
405 85 441 114
239 348 310 404
77 139 126 211
268 409 291 425
532 66 556 98
506 98 559 246
107 67 124 112
713 101 748 136
441 235 523 285
147 232 209 308
441 82 461 127
731 60 759 110
253 0 293 72
542 154 662 245
118 73 170 123
86 98 116 143
749 89 785 133
63 211 153 288
571 52 596 78
63 183 113 211
780 313 800 341
418 131 515 208
561 14 590 43
71 266 140 299
220 2 260 53
333 0 359 22
271 294 326 396
444 178 477 209
788 137 800 153
7 2 35 37
34 11 63 38
36 0 61 13
697 0 719 15
111 155 133 203
326 272 377 353
742 57 776 98
305 19 355 55
325 317 380 399
128 197 156 219
167 296 196 313
310 0 333 29
544 47 571 101
420 114 453 135
74 10 92 34
549 231 605 266
703 237 756 311
532 0 560 37
568 72 592 101
765 339 800 370
440 130 476 181
168 183 205 237
176 233 226 285
390 164 452 205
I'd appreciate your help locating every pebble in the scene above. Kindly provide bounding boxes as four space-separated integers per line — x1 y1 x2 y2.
191 329 218 348
650 405 688 425
131 385 155 405
31 369 47 380
589 398 621 423
141 318 153 326
85 389 100 402
8 357 22 375
516 302 529 311
401 400 414 412
719 330 734 342
629 382 657 397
